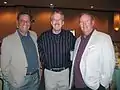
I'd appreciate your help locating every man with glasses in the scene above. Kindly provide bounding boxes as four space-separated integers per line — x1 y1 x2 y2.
37 10 76 90
69 13 115 90
1 11 41 90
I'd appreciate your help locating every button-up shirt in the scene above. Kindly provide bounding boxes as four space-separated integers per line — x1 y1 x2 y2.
74 30 94 88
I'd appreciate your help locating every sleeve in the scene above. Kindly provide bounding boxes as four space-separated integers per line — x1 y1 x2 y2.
69 31 76 51
1 38 11 81
30 30 37 40
68 31 76 61
100 35 115 88
37 34 46 67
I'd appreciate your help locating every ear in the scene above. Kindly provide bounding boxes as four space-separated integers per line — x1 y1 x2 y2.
50 21 53 25
92 20 95 26
16 20 19 28
62 21 64 25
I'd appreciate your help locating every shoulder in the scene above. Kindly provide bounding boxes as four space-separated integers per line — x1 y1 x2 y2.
39 30 51 38
62 29 75 37
2 32 16 43
42 30 51 35
95 30 111 40
62 29 72 34
29 30 37 38
37 30 51 42
1 32 16 49
94 30 112 44
76 36 81 43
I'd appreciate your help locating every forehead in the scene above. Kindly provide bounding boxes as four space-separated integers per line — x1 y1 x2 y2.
80 14 92 21
52 13 62 19
19 14 30 20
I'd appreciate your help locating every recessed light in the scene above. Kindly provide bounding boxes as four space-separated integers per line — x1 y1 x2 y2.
50 4 53 6
4 1 7 4
90 5 94 8
50 3 54 8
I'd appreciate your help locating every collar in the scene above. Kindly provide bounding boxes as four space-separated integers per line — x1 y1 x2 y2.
50 29 63 36
17 29 30 38
81 29 94 39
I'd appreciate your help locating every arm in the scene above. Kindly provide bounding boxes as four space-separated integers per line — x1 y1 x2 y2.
100 36 115 88
1 38 11 81
37 34 45 68
69 31 76 61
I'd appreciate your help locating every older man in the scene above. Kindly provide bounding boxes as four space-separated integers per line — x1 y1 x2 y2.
69 13 115 90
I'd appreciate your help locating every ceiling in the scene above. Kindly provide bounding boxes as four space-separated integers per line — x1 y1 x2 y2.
0 0 120 11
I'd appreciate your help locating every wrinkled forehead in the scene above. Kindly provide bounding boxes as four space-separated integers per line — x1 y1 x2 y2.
51 13 64 21
19 14 31 21
53 13 62 19
80 14 92 21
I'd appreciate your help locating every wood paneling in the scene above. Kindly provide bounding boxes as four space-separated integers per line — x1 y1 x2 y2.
0 7 112 40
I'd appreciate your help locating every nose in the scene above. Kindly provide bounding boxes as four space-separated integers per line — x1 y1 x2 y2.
81 22 86 27
22 22 28 26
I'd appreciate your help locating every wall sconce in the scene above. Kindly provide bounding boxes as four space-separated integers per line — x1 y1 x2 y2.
114 13 120 31
70 30 75 36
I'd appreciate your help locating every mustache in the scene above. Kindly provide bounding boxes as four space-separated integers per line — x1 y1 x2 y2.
54 23 60 25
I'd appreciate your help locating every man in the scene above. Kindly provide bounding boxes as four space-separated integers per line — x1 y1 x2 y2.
37 10 76 90
69 13 115 90
1 11 41 90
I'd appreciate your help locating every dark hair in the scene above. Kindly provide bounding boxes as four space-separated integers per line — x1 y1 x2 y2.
17 11 32 21
50 9 64 21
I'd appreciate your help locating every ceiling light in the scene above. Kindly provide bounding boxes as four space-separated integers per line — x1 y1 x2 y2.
50 4 53 6
4 1 7 4
90 5 94 8
50 3 54 8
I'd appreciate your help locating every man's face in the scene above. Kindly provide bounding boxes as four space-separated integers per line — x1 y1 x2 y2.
51 13 64 31
79 14 94 36
17 14 31 34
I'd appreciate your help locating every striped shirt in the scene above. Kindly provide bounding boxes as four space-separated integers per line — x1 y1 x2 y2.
37 29 76 69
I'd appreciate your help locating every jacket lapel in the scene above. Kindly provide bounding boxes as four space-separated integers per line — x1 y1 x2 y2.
13 31 28 67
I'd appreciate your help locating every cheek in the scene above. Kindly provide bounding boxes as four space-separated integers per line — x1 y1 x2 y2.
87 24 92 28
51 21 55 26
27 24 31 27
19 23 25 27
60 22 64 26
18 23 23 28
79 24 83 28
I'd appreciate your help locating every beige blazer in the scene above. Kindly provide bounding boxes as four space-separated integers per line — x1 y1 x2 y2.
69 30 115 90
1 30 40 88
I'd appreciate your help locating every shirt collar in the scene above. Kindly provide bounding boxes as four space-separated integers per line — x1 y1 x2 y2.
50 29 63 36
17 29 30 38
81 30 94 40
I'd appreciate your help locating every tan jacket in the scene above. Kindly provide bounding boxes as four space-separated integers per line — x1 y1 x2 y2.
1 30 40 88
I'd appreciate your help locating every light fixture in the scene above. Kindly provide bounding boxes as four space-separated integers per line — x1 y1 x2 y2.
90 5 94 9
114 13 120 31
50 3 54 9
50 4 53 6
4 1 7 4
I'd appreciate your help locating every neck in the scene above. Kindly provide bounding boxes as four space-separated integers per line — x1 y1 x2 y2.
52 29 61 34
84 29 94 36
18 30 27 36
